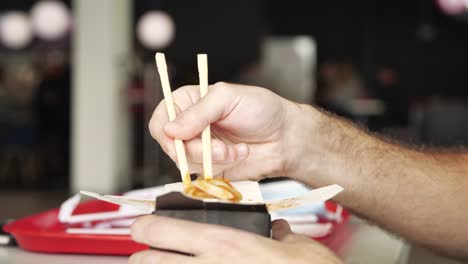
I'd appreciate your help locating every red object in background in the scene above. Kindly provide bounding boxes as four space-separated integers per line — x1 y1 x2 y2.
317 202 351 242
3 200 349 255
3 200 148 255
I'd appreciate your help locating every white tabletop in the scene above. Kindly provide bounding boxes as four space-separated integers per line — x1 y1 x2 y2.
0 216 407 264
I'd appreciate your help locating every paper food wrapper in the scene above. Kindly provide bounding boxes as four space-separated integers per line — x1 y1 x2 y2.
80 181 343 213
77 181 343 237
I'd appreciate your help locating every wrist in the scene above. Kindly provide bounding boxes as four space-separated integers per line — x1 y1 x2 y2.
280 101 318 179
281 102 349 186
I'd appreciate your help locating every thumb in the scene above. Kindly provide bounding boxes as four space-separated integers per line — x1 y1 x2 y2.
272 219 315 244
164 83 234 140
271 219 292 241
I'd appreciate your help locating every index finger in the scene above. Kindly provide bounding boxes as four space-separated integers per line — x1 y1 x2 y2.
149 85 201 155
131 215 250 256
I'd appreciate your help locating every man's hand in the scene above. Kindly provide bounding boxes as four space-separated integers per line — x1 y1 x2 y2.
149 82 303 180
129 216 342 264
149 81 468 259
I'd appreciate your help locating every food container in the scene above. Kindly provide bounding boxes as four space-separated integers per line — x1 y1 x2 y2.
155 191 271 237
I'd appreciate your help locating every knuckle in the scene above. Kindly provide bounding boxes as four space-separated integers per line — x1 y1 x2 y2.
212 81 230 94
182 106 197 117
176 85 192 92
156 98 166 109
181 107 207 127
174 85 198 101
154 99 166 116
148 119 158 140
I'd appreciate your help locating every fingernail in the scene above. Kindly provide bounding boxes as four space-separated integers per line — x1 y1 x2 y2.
212 146 225 161
234 144 248 159
165 121 184 131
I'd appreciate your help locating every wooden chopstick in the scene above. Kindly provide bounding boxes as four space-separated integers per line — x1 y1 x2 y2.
197 54 213 180
155 53 191 185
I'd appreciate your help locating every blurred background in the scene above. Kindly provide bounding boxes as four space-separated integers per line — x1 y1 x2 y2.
0 1 467 263
0 0 467 212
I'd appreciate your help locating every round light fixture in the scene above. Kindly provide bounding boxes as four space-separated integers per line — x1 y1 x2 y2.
0 12 33 49
137 11 175 49
31 0 71 41
437 0 466 15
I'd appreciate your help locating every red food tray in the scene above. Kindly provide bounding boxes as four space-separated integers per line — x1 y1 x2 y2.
3 199 349 255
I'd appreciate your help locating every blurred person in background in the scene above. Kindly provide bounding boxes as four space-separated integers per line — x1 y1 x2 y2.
33 50 71 189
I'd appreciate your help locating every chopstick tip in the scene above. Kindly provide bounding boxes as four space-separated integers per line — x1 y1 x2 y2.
155 53 167 70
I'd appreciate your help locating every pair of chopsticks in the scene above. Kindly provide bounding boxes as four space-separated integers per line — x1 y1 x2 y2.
155 53 213 186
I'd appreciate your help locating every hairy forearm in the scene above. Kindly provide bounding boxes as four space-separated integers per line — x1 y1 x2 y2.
286 103 468 259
